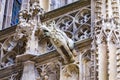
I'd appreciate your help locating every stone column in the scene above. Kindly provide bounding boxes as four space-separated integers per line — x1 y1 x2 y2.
48 0 60 10
97 41 108 80
67 0 73 4
40 0 49 11
0 0 6 30
0 0 1 12
107 41 117 80
116 44 120 79
21 0 30 10
21 61 36 80
73 0 78 2
3 0 14 29
79 54 83 80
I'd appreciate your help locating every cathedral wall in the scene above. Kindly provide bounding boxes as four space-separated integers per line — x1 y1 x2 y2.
0 0 95 80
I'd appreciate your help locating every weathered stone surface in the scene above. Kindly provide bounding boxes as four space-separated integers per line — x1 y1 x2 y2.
2 0 120 80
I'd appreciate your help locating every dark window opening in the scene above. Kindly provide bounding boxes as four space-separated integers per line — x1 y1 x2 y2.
11 0 22 26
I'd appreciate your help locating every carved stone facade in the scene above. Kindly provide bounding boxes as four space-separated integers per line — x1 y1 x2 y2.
0 0 120 80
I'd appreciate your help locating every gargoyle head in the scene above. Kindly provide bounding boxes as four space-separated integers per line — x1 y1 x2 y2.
41 25 51 37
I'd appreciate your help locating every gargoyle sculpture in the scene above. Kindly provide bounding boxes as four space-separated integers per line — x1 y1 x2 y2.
41 21 76 64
